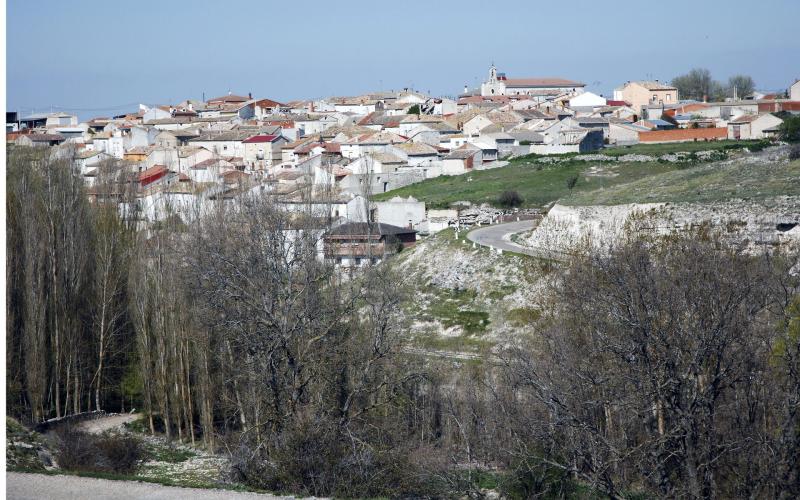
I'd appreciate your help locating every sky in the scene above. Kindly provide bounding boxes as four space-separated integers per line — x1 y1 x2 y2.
7 0 800 119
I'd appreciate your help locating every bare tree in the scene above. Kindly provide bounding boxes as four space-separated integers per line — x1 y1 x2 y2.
497 235 799 498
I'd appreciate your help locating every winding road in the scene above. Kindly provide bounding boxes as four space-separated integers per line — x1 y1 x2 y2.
467 219 540 256
467 219 571 261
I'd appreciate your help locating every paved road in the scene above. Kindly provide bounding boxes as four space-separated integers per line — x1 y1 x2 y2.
6 472 300 500
467 219 571 261
467 219 541 257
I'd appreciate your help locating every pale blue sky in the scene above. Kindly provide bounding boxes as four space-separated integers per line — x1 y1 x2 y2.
7 0 800 119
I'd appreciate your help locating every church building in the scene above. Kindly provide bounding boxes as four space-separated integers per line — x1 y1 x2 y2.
479 64 585 101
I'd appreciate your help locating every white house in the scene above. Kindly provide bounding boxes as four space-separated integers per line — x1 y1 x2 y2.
347 153 406 175
442 146 482 175
390 142 440 167
372 196 426 230
188 131 251 158
127 126 159 149
608 122 650 145
45 113 78 128
727 113 783 140
243 134 287 168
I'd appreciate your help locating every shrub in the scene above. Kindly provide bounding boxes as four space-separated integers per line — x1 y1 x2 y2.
565 173 579 191
789 144 800 161
228 417 444 498
54 426 143 474
779 115 800 143
498 190 523 208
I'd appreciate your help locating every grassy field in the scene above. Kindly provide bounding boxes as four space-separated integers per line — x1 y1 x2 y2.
373 141 777 208
566 158 800 206
374 160 678 208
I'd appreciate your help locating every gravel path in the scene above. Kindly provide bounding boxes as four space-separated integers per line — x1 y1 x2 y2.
6 472 299 500
78 413 140 434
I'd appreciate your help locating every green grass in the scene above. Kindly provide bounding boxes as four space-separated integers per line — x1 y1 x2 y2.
144 442 196 463
420 288 491 334
567 158 800 206
507 307 542 326
375 160 678 208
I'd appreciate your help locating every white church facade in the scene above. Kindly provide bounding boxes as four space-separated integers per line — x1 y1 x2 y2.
479 65 585 101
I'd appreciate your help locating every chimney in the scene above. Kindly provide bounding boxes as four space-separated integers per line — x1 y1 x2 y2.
464 84 468 94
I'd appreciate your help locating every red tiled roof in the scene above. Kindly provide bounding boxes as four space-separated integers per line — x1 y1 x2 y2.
639 127 727 143
255 98 284 108
139 165 168 185
243 134 279 143
207 94 249 104
606 100 630 107
666 103 710 116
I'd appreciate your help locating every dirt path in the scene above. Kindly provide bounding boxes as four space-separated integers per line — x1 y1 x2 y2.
77 413 140 434
6 472 302 500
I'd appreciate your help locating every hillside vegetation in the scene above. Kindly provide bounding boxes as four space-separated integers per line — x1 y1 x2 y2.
375 141 797 208
374 141 766 208
566 156 800 206
375 159 677 208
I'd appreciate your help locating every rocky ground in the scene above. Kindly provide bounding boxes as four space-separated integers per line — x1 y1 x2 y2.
395 228 554 355
523 145 800 255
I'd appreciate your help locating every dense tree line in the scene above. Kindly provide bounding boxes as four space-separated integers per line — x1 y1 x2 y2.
6 146 800 497
671 67 755 101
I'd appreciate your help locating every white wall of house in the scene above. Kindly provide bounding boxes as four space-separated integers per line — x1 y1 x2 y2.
727 114 783 140
143 107 171 122
374 197 426 229
434 98 458 115
108 136 125 158
179 148 215 171
608 123 643 145
463 115 493 136
190 140 245 158
45 113 78 127
790 81 800 101
442 158 470 175
127 126 158 149
334 103 376 114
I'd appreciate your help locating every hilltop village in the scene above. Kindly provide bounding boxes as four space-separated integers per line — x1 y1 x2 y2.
7 66 800 265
